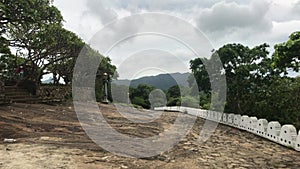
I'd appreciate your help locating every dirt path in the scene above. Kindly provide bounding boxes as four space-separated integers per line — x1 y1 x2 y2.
0 103 299 168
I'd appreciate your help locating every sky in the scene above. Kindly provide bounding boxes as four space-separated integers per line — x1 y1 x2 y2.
53 0 300 79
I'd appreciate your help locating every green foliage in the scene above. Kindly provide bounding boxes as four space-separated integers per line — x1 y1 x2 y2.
129 84 156 109
166 85 181 106
165 85 200 108
190 32 300 128
190 43 272 113
128 73 190 90
131 97 150 109
253 77 300 128
148 89 167 108
273 31 300 74
189 58 211 93
181 96 199 108
167 85 181 98
167 97 181 106
11 24 85 83
1 0 60 50
1 0 63 54
199 92 210 108
0 0 118 107
0 0 117 100
1 0 66 82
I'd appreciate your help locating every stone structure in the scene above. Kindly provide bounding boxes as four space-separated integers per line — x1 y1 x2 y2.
296 131 300 151
227 114 234 126
155 106 300 152
240 115 249 130
0 82 71 103
233 114 241 127
279 125 297 147
267 121 281 142
37 85 71 102
247 117 258 133
256 119 268 137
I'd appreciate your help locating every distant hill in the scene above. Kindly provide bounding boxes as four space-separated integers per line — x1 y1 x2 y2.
112 72 191 90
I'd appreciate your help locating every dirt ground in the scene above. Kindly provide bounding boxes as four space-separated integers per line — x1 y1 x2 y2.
0 102 299 169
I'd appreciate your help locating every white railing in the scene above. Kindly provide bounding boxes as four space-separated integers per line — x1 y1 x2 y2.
154 106 300 152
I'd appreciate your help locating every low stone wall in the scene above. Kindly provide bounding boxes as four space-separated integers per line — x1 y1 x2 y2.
37 85 72 102
154 106 300 152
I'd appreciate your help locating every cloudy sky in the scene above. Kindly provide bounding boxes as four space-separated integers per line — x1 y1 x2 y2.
54 0 300 79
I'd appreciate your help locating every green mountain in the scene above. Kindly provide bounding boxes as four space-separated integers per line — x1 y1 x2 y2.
112 72 191 90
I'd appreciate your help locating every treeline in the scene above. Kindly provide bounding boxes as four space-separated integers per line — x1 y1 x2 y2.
115 32 300 129
0 0 116 100
190 32 300 128
112 83 199 109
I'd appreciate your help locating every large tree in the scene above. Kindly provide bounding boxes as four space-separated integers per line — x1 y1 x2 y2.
273 31 300 74
0 0 62 54
1 0 87 84
28 25 84 83
1 0 65 82
129 84 156 109
1 0 118 105
190 36 300 128
190 43 271 114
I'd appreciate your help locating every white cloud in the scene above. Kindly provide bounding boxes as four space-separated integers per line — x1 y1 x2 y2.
85 0 117 24
267 0 300 22
115 49 191 79
196 0 272 33
292 0 300 18
53 0 300 78
271 20 300 42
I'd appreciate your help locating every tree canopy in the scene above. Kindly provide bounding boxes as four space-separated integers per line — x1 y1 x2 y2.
0 0 116 86
273 31 300 74
190 32 300 128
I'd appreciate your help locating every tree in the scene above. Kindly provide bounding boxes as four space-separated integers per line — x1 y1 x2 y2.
1 0 69 83
11 24 85 83
218 43 272 114
129 84 156 109
181 96 199 108
166 85 181 99
1 0 118 106
189 58 211 93
190 39 300 128
273 31 300 74
0 0 63 55
148 89 167 108
0 53 23 81
165 85 181 106
190 43 271 114
254 77 300 129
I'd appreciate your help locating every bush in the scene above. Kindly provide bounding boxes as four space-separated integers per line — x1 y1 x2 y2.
167 97 181 106
181 96 199 108
131 97 150 109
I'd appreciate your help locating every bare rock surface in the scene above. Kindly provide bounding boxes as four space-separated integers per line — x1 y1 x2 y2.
0 103 299 169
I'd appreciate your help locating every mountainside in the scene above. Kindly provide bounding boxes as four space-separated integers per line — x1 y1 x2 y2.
113 72 191 90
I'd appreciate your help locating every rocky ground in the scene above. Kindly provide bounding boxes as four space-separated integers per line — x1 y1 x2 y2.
0 103 299 169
